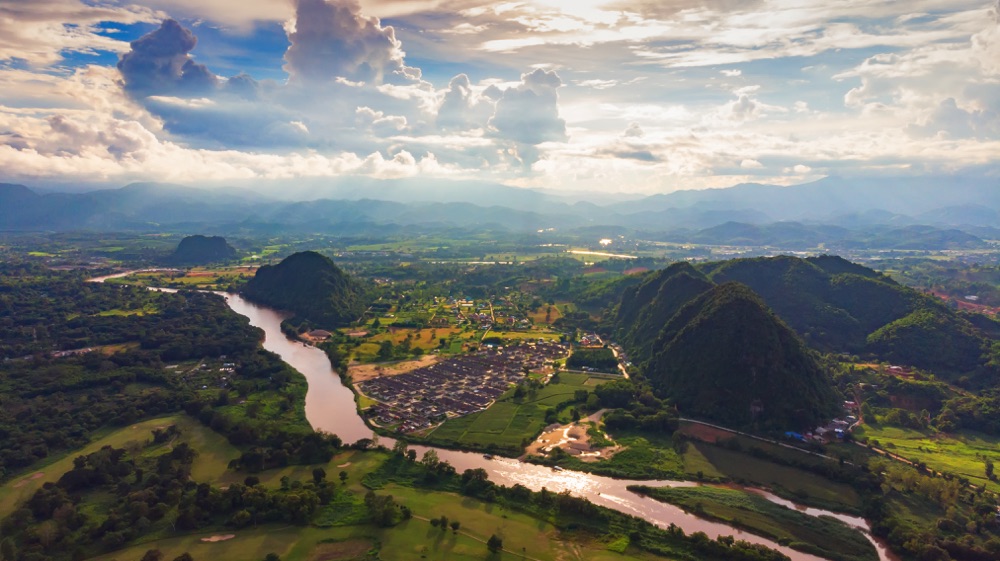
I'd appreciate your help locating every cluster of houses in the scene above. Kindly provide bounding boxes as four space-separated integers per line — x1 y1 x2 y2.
446 296 531 331
359 342 568 433
786 400 861 444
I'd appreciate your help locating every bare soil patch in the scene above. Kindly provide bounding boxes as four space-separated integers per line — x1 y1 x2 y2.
12 472 44 488
200 534 236 543
349 354 440 382
309 539 373 561
677 422 734 443
525 411 623 462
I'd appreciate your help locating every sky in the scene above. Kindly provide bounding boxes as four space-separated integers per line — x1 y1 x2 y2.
0 0 998 194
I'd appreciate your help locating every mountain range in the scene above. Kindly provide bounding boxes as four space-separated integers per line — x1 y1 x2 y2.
2 175 998 247
611 255 1000 426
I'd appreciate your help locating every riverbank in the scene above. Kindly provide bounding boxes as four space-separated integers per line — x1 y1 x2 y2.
90 271 895 561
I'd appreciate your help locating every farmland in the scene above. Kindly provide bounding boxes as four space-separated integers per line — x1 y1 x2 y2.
422 372 611 453
853 424 1000 492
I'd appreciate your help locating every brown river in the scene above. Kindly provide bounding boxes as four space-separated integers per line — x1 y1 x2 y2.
91 273 899 561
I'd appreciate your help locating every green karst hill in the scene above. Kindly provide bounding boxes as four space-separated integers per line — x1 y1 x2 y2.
643 282 839 428
243 251 366 327
698 255 994 381
616 261 715 365
619 255 995 385
165 235 237 264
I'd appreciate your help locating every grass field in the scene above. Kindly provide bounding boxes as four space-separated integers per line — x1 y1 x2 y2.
108 268 256 291
528 304 562 325
425 373 606 452
853 424 1000 491
85 447 671 561
692 443 861 512
632 486 877 561
0 415 240 520
96 303 159 317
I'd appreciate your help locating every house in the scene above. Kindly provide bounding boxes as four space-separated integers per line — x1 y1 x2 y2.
306 330 332 341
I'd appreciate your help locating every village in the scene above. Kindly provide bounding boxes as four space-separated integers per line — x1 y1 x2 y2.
357 341 569 432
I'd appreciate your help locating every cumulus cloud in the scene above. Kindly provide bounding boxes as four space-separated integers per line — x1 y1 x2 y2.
117 19 218 97
489 68 567 145
725 94 758 121
907 97 1000 139
436 74 496 130
284 0 419 85
623 122 644 137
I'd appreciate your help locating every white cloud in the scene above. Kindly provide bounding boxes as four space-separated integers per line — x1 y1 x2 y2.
1 0 999 193
0 0 162 67
489 68 567 146
284 0 420 85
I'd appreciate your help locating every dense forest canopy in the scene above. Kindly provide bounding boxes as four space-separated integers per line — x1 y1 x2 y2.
164 235 237 265
242 251 367 328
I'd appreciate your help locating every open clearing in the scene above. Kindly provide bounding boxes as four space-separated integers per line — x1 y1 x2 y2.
854 424 1000 491
349 354 440 382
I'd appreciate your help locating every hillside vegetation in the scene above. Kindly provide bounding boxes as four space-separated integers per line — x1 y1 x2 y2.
642 282 839 428
243 251 367 328
619 256 996 386
165 235 237 265
697 256 994 382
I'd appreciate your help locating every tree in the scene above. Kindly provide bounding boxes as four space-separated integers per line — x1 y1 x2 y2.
1 538 17 561
392 439 409 457
438 515 449 531
487 534 503 553
171 555 194 561
339 470 348 483
312 467 326 485
450 520 461 533
986 458 995 479
263 554 281 561
377 340 394 361
421 449 440 470
141 550 164 561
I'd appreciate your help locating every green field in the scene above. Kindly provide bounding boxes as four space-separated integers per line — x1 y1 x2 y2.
16 423 672 561
631 486 877 561
692 443 862 512
853 424 1000 491
0 415 240 520
424 373 606 452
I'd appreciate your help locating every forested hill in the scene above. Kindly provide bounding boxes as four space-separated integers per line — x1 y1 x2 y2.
643 282 838 428
242 251 367 328
616 255 998 387
165 235 237 265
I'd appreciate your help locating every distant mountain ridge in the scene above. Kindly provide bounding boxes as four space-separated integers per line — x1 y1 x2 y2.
2 174 998 237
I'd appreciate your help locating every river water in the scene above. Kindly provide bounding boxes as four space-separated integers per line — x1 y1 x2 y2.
92 273 897 561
